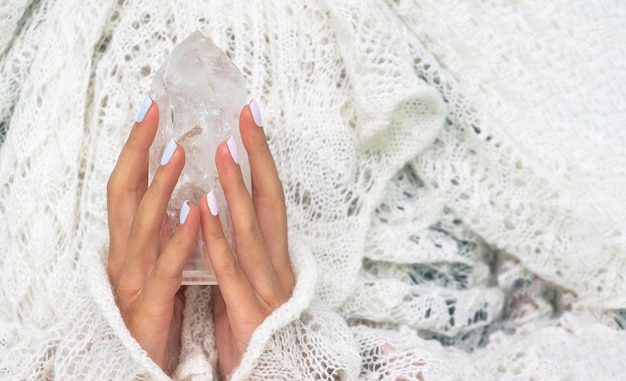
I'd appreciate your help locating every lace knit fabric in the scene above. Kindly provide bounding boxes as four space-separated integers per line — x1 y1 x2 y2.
1 0 625 379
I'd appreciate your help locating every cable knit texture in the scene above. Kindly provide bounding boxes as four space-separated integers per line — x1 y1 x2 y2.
1 0 625 379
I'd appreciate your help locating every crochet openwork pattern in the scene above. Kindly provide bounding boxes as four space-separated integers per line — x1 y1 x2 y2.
1 1 625 379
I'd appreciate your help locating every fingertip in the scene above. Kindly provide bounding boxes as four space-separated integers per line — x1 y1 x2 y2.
226 135 239 164
199 192 221 231
175 201 199 248
134 96 159 129
159 139 186 170
238 101 255 129
215 138 228 160
179 200 191 224
127 96 160 153
248 99 263 127
136 96 153 123
198 195 209 226
207 190 219 216
180 200 199 226
239 100 266 150
160 139 178 166
215 138 237 174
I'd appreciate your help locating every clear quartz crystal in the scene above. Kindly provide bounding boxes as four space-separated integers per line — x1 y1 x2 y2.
148 31 250 285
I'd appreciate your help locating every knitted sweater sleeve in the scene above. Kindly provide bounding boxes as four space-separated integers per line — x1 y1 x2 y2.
2 0 626 380
228 239 362 381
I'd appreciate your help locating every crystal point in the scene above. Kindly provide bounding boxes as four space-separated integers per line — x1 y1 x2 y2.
149 31 250 285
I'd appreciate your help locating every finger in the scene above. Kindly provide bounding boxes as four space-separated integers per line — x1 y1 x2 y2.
123 139 185 288
240 100 294 290
199 192 262 315
108 96 158 284
142 201 199 312
215 138 284 299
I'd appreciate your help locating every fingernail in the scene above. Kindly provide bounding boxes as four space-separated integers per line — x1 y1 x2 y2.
136 95 152 123
249 98 263 127
161 138 177 166
207 191 219 216
180 200 190 224
226 136 239 164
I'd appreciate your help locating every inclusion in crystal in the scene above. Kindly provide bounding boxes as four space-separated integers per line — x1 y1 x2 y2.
148 30 250 285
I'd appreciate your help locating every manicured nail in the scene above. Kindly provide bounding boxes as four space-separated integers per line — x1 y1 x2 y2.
180 200 190 224
249 98 263 127
207 191 219 216
136 96 152 123
226 136 239 164
161 138 177 166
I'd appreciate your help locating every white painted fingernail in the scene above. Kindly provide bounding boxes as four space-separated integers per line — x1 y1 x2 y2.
207 191 219 216
161 138 177 166
249 98 263 127
136 95 152 123
226 135 239 164
180 200 190 224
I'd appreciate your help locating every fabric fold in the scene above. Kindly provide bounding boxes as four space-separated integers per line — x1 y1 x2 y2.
1 0 625 379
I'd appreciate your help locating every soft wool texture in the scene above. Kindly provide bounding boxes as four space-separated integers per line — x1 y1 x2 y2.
1 0 626 379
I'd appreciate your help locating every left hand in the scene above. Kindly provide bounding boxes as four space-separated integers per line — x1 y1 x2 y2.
199 101 295 378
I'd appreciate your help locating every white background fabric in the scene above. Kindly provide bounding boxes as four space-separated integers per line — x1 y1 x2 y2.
1 0 625 379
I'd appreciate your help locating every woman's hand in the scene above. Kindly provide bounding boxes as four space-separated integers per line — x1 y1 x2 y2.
200 100 295 378
107 97 198 372
107 97 294 377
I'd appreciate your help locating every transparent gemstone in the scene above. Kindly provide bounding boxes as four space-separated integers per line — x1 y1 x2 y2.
148 31 250 285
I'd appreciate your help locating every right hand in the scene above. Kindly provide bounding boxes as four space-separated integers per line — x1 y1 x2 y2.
107 98 198 372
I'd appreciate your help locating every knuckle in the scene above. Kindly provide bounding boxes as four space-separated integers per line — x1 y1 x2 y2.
126 127 145 151
127 218 148 242
276 289 291 305
239 220 265 244
270 183 286 207
218 255 242 279
120 299 139 324
168 232 195 258
208 221 231 246
148 173 164 190
170 232 188 251
254 180 286 207
231 175 247 194
275 181 286 202
114 281 140 310
284 273 296 293
249 223 265 242
275 273 294 298
149 171 173 193
106 174 120 198
153 261 177 282
107 261 119 285
263 290 289 313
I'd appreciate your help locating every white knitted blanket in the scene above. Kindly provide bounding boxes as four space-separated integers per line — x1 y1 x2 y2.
1 0 626 379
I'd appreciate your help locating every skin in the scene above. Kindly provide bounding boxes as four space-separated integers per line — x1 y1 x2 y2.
107 100 294 378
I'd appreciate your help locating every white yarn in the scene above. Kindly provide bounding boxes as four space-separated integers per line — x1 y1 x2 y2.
1 0 625 380
391 0 626 309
